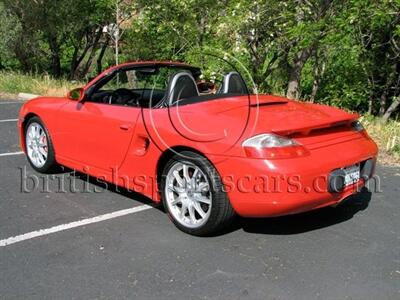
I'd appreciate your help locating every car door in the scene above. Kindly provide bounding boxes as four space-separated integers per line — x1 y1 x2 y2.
55 100 140 171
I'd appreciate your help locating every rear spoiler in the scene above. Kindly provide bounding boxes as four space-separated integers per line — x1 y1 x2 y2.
272 114 359 136
249 100 288 107
249 95 289 107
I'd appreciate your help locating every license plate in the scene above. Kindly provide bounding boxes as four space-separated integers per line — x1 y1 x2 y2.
343 164 360 186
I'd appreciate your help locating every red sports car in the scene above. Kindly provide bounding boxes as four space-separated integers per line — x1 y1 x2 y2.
18 61 378 236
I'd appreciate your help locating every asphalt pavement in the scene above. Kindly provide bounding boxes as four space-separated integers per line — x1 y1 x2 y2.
0 100 399 300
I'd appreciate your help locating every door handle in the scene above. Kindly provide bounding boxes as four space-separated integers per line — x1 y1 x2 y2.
119 124 131 130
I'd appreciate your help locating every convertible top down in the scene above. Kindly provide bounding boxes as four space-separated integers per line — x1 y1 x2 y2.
19 61 378 235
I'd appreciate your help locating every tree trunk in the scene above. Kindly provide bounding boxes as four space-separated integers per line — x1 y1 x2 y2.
48 36 61 77
367 95 373 115
70 46 79 76
69 42 92 79
310 53 326 103
80 29 103 78
286 67 302 99
69 37 83 80
310 80 319 103
382 96 400 123
97 36 110 75
379 92 387 116
286 0 332 100
69 31 99 80
286 47 313 99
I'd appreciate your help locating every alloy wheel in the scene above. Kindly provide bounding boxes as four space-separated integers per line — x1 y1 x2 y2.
26 122 48 168
165 162 212 228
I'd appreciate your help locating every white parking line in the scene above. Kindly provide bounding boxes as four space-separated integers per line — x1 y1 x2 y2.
0 151 24 157
0 204 154 247
0 119 18 123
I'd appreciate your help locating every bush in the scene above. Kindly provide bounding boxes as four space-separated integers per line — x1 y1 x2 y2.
360 115 400 163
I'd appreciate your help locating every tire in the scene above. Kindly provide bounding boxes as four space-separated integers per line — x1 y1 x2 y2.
160 151 236 236
24 116 59 173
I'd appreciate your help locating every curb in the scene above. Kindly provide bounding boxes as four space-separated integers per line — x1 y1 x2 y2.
17 93 40 100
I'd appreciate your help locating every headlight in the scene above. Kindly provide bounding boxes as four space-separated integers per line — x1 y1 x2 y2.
351 120 364 132
242 133 309 159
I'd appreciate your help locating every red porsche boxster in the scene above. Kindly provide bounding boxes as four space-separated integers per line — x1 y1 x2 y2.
18 61 378 235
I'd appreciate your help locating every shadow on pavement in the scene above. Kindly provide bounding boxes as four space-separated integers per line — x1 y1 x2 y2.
235 187 372 235
60 168 372 236
70 170 158 207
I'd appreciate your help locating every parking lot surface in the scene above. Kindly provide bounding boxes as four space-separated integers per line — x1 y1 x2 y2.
0 100 399 300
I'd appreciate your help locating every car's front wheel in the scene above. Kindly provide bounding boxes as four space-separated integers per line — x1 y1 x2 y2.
25 116 58 173
161 151 235 236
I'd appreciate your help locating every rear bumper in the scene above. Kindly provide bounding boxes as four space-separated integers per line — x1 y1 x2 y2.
210 136 378 217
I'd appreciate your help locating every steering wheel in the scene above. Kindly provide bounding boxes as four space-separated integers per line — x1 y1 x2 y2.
106 88 140 106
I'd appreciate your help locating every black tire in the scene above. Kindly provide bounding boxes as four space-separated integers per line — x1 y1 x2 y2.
24 116 59 173
160 151 236 236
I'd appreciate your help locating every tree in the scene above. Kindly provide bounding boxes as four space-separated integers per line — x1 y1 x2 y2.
0 2 22 70
349 0 400 121
0 0 399 121
0 0 115 78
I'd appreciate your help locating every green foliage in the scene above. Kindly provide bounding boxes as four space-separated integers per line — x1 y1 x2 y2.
0 71 83 96
0 3 21 69
0 0 399 120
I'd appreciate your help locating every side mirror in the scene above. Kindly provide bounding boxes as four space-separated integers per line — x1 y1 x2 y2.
67 88 85 101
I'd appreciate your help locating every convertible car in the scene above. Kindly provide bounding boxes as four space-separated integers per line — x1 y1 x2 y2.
18 61 378 235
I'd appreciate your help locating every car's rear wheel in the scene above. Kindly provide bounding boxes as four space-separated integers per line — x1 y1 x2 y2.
25 117 58 173
161 151 236 236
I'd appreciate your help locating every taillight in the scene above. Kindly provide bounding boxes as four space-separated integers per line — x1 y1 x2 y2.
242 133 309 159
351 120 365 132
351 119 371 138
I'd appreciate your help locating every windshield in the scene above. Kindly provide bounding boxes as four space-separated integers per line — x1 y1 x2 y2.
89 66 199 108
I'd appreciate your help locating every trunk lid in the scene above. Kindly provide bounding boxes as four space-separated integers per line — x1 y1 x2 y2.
246 96 361 149
175 94 361 150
